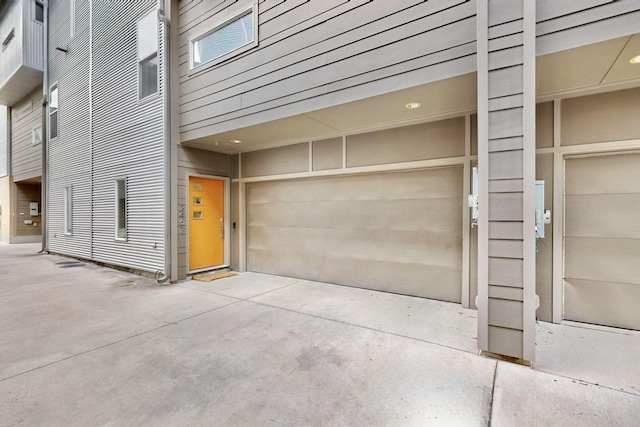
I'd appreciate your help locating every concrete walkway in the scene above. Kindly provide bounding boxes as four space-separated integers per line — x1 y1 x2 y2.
1 243 639 426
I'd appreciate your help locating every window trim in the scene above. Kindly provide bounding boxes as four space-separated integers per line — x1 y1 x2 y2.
115 178 127 241
189 2 258 72
49 83 58 140
64 186 72 235
137 10 159 101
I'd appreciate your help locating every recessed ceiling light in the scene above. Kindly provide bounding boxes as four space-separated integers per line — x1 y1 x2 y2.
231 139 242 144
405 102 422 109
630 55 640 64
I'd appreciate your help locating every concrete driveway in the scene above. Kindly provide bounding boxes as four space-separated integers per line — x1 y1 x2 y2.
1 243 639 426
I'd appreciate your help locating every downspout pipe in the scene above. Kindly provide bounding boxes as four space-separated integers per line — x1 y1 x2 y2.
156 2 171 284
39 0 49 254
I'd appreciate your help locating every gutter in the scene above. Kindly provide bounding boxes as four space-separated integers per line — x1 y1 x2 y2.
156 2 171 284
39 0 49 254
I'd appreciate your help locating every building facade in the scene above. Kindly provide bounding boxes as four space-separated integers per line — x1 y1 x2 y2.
0 0 45 244
35 0 640 363
46 0 167 272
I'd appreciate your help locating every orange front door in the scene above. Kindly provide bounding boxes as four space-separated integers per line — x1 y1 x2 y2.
189 177 225 270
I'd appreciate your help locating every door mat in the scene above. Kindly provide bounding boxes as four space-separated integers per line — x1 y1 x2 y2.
193 271 238 282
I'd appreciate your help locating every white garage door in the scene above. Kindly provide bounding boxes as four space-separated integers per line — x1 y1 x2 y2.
564 153 640 330
247 167 463 302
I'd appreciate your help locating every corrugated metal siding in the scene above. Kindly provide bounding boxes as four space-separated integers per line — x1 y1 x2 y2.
0 0 23 85
10 88 42 182
90 0 165 272
47 0 92 258
22 0 45 71
47 1 166 272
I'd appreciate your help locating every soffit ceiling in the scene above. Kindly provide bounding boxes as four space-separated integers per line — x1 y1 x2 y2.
184 34 640 154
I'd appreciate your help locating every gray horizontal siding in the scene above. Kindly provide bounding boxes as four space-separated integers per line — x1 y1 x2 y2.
178 0 477 141
177 0 640 143
10 89 42 182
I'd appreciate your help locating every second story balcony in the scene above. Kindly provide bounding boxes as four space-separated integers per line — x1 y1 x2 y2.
0 0 44 106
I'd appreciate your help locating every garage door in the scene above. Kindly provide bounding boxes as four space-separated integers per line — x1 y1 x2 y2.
247 167 463 302
564 153 640 330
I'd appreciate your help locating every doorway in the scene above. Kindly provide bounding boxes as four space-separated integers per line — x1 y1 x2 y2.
188 176 228 271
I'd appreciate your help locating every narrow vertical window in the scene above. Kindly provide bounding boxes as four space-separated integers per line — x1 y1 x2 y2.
35 1 44 23
70 0 76 37
137 11 158 99
64 186 72 235
115 179 127 240
49 84 58 139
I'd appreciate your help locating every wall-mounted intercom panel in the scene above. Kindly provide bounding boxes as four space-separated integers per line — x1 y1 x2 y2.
30 202 39 216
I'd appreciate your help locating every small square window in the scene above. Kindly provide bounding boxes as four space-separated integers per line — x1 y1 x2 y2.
193 211 203 220
193 197 203 205
32 126 42 145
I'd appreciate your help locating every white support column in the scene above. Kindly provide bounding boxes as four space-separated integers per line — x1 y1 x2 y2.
552 99 564 323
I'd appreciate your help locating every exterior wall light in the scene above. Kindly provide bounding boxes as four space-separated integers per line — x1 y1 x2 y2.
630 55 640 64
405 102 422 109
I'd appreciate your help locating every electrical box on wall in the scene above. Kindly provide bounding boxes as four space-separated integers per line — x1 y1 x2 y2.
535 181 551 238
468 166 479 222
30 202 39 216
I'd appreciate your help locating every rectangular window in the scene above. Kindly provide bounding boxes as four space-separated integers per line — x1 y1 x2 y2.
49 84 58 139
32 126 42 145
2 28 14 51
115 179 127 240
35 1 44 23
137 11 158 99
64 186 72 235
190 5 257 69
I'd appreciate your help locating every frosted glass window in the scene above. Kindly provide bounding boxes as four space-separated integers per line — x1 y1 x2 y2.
192 8 255 68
